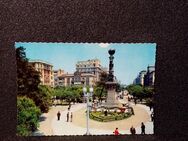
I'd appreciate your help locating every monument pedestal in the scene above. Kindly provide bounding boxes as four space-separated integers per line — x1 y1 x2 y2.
103 82 121 108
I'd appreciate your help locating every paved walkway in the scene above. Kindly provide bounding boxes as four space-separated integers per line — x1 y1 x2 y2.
34 96 153 135
33 105 68 136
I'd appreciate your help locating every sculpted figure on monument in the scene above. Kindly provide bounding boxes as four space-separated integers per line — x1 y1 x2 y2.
108 49 115 82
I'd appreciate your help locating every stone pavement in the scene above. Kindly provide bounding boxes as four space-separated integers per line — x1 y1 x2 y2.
34 96 153 135
33 105 68 136
51 103 114 135
131 103 153 134
119 95 154 134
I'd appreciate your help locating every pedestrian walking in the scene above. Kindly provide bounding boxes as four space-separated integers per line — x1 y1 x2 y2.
130 126 136 135
70 112 73 122
113 128 120 135
141 122 145 134
57 111 61 121
67 112 69 122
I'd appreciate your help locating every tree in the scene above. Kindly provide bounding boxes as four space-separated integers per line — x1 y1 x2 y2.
126 84 144 98
16 47 41 96
143 87 154 98
16 47 53 113
37 85 53 112
126 84 155 105
65 86 83 103
17 96 41 136
53 86 83 104
95 72 108 101
93 85 107 101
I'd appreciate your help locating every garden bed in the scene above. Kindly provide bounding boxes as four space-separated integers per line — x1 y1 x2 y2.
89 111 132 122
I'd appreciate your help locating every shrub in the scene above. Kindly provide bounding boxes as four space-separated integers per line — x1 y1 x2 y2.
17 96 41 136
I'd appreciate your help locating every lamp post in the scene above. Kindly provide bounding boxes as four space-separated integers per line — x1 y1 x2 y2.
83 85 93 135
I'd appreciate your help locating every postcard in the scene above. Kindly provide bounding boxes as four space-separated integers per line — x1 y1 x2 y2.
15 43 156 136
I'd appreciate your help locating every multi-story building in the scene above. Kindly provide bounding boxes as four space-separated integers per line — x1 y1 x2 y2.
58 73 74 87
144 66 155 87
133 70 146 85
56 59 107 87
73 71 96 86
133 77 140 85
75 59 107 83
139 70 147 85
54 69 64 77
133 66 155 87
29 60 54 87
54 69 64 87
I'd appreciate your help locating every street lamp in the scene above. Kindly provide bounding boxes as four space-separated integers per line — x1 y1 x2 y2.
83 85 93 135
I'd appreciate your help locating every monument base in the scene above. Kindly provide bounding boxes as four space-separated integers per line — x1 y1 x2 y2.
103 81 122 109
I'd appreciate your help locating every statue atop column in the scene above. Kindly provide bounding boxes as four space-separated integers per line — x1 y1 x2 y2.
103 49 120 108
108 49 115 82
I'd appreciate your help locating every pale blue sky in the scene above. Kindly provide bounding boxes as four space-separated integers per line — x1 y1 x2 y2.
15 43 156 85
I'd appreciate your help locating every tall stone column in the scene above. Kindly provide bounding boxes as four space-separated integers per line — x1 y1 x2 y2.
104 49 120 108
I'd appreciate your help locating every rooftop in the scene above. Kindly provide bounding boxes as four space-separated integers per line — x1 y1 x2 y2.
76 59 100 64
29 59 53 66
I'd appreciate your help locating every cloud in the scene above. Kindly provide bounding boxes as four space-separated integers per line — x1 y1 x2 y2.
98 43 110 48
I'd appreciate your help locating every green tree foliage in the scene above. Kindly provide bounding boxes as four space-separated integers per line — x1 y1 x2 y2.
143 87 154 98
93 85 107 101
36 85 53 112
17 96 41 136
95 72 108 101
16 47 53 113
126 84 154 99
16 47 41 95
53 86 67 99
53 86 83 103
126 84 144 97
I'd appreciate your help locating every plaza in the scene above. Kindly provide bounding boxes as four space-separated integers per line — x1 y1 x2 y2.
33 95 153 136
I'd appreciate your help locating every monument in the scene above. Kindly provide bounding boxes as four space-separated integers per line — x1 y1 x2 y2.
103 49 121 108
89 49 132 121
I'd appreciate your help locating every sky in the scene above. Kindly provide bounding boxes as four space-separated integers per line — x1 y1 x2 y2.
15 42 156 85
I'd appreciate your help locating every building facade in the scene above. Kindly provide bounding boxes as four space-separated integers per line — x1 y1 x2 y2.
58 73 74 87
133 70 147 85
29 60 54 87
144 66 155 86
54 69 64 87
139 70 147 85
133 66 155 87
55 59 107 87
73 71 96 86
75 59 107 83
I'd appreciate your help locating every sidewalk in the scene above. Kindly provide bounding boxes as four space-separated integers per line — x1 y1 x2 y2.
33 105 68 136
133 103 153 134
